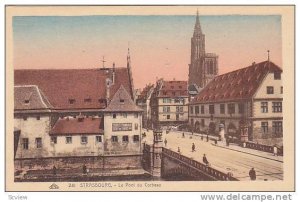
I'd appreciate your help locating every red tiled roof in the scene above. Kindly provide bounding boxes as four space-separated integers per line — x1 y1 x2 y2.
190 61 282 104
50 117 104 135
157 80 188 98
14 85 52 111
14 68 133 110
137 84 154 100
103 85 143 112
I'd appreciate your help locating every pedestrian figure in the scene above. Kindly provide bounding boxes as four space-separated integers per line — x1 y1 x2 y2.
201 135 204 140
164 138 167 147
182 132 185 138
177 147 181 153
214 139 218 145
249 168 256 180
83 164 87 174
206 134 209 142
203 154 209 166
192 143 196 152
52 165 57 175
273 144 278 156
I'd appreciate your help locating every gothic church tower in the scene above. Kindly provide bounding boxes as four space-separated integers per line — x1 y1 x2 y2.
188 11 218 88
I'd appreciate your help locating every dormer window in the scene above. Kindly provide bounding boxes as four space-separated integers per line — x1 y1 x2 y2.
98 99 105 103
69 99 76 104
274 72 281 80
120 99 125 103
24 99 30 104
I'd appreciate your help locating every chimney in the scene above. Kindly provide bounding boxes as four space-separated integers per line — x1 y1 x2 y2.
106 78 111 104
112 62 115 84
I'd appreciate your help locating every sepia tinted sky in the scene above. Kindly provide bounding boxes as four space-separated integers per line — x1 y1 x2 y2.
13 14 282 89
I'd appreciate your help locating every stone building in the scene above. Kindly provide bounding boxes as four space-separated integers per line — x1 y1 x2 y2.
136 84 155 128
150 79 189 128
188 11 218 89
188 60 283 146
14 51 146 175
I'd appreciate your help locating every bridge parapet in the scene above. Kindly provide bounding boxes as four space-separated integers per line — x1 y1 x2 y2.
162 147 239 181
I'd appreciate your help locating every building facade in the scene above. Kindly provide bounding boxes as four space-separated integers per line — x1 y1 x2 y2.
188 11 218 88
150 79 189 128
189 61 283 146
14 51 145 174
136 84 155 128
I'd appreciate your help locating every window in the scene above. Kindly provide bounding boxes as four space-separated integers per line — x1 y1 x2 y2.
66 136 72 144
190 106 194 114
112 136 118 142
238 103 244 114
172 92 176 96
22 138 29 150
135 123 139 130
201 105 205 114
176 114 179 121
272 102 282 113
228 103 235 114
69 99 76 104
35 138 42 148
122 113 127 118
274 72 281 80
112 123 132 131
96 136 102 143
176 106 183 113
36 116 40 120
122 135 129 142
281 86 283 94
209 105 215 114
51 136 57 144
23 116 27 121
195 106 199 114
261 122 268 133
201 119 205 127
133 135 140 142
81 136 88 144
267 86 274 94
261 102 268 113
120 99 125 103
272 121 283 135
220 104 225 114
112 113 117 119
134 113 138 118
24 99 30 104
163 106 170 112
167 115 170 119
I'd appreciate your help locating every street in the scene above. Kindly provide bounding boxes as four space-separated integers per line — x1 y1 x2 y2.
143 129 283 181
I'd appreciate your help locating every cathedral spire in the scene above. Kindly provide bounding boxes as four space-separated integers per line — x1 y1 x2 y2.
194 10 202 36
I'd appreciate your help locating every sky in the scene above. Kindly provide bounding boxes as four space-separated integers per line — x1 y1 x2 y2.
13 15 282 89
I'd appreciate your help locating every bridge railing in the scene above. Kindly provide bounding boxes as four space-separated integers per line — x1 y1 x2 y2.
162 147 238 181
245 142 283 156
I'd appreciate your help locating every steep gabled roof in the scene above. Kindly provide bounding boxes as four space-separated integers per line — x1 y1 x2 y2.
137 84 154 101
14 68 133 110
190 61 282 104
103 85 143 112
156 80 188 98
50 117 104 135
14 85 52 111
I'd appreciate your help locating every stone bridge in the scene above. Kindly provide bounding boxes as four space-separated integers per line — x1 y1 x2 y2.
142 144 238 181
